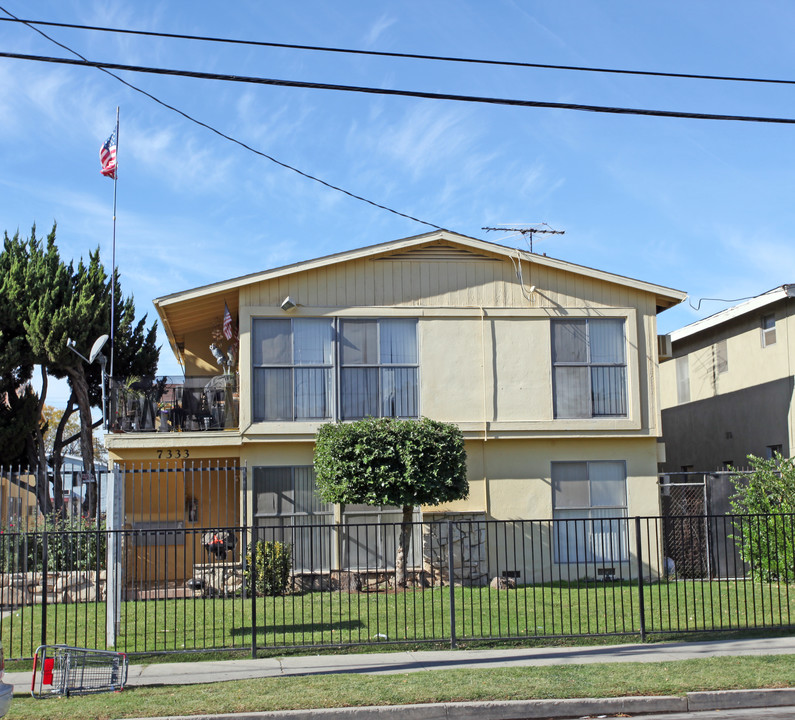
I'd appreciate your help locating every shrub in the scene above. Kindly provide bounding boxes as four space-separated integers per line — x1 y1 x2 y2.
245 540 292 596
0 515 106 573
730 453 795 582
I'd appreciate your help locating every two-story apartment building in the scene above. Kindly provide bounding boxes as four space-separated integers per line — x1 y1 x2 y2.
105 230 684 582
659 284 795 473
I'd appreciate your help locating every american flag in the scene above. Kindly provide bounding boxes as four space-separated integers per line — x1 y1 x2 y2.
100 130 117 179
223 303 233 340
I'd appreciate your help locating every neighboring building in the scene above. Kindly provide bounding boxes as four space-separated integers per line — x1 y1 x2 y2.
105 230 685 582
0 471 37 529
659 284 795 473
59 455 110 517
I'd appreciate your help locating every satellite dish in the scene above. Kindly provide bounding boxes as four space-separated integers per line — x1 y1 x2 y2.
89 334 109 364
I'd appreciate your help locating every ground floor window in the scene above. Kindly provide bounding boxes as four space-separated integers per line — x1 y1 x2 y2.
253 466 421 572
341 504 422 571
552 460 628 564
253 466 334 571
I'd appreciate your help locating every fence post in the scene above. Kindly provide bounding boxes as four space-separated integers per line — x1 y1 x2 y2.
241 466 247 603
106 467 124 648
447 520 456 649
41 524 48 649
634 516 646 642
244 468 257 659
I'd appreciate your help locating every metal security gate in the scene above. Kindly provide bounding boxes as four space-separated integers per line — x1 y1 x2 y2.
659 471 747 579
120 461 243 592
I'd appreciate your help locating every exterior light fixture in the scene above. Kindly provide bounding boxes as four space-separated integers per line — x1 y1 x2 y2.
280 296 297 311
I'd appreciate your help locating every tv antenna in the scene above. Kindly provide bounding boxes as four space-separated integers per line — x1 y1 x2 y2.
482 223 565 253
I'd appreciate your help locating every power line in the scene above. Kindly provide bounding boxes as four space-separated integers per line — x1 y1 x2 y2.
3 16 795 88
0 7 444 231
3 49 795 125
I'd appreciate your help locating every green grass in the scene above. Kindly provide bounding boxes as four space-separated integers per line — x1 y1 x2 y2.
4 579 795 660
7 654 795 720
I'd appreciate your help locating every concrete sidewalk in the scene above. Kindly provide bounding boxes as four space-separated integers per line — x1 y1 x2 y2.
9 635 795 687
10 637 795 719
116 635 795 686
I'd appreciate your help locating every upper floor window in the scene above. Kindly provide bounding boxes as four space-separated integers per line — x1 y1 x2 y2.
252 317 418 422
676 355 690 404
552 318 626 418
715 339 728 374
253 318 334 421
340 319 418 420
762 314 776 347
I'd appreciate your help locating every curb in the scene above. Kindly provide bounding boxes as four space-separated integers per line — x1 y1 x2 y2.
122 688 795 720
688 687 795 711
123 696 688 720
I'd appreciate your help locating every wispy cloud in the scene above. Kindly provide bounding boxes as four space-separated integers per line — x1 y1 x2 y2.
363 14 397 47
357 103 479 180
124 122 234 193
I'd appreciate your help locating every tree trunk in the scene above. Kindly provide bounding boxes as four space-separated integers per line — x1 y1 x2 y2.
395 504 414 589
34 367 52 516
50 398 76 520
66 366 97 519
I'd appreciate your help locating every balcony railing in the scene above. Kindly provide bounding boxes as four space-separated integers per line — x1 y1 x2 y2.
111 375 239 433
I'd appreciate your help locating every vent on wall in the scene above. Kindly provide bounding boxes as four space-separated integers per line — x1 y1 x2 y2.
377 244 499 262
657 334 673 360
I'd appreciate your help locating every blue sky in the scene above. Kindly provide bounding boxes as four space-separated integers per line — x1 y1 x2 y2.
2 1 793 406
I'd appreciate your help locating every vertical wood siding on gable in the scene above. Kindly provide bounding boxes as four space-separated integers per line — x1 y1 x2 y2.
245 254 649 311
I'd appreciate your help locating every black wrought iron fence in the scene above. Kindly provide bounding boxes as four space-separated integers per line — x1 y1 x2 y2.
2 511 795 660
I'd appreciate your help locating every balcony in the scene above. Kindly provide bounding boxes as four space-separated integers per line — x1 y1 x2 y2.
112 375 239 433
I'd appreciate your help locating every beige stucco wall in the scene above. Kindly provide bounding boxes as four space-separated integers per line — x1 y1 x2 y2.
660 299 795 411
239 436 661 522
239 305 653 436
235 243 663 439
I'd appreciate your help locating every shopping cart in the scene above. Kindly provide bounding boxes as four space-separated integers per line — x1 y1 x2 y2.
31 645 128 698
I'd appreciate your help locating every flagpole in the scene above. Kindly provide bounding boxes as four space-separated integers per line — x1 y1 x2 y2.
110 106 119 384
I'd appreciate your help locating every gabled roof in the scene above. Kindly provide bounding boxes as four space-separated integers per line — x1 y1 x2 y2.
156 230 684 308
670 284 795 343
154 230 685 360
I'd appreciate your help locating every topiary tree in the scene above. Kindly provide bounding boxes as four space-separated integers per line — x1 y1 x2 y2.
314 416 468 587
730 452 795 581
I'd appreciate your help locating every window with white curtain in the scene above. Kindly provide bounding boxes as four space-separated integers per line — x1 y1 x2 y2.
552 318 627 418
552 460 628 564
675 355 690 404
762 314 776 347
252 318 334 421
252 317 418 422
340 318 418 420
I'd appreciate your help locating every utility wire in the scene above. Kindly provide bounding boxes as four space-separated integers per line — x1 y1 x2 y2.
3 50 795 125
3 16 795 88
0 7 444 231
688 295 756 311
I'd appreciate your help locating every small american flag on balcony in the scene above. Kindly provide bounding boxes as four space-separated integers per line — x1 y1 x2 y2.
223 303 233 340
100 130 117 179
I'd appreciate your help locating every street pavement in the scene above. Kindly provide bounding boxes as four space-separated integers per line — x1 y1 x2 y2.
8 635 795 719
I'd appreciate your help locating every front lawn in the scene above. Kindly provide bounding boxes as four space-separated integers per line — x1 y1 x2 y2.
3 579 794 659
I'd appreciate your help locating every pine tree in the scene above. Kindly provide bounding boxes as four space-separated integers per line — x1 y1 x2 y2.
0 225 159 516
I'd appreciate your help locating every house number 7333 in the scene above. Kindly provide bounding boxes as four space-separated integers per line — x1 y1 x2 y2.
156 449 190 459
